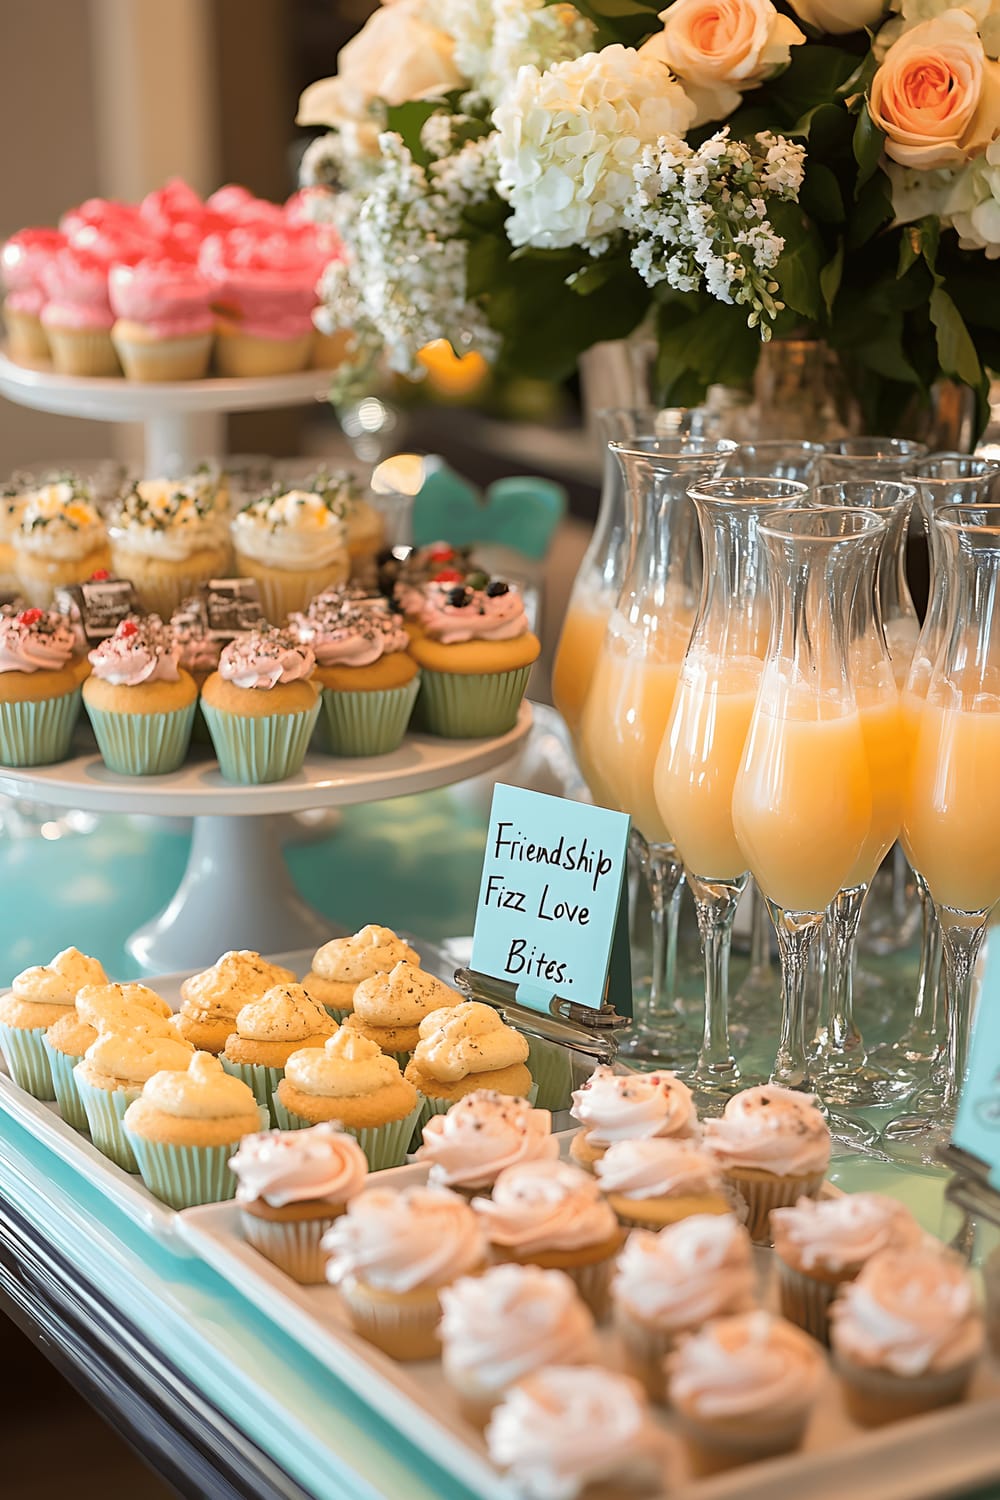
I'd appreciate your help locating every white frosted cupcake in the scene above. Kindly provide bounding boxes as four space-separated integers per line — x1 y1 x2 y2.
439 1265 597 1427
220 982 335 1121
323 1184 487 1359
472 1160 623 1320
231 488 350 621
177 949 297 1054
417 1090 559 1198
0 946 108 1099
703 1085 830 1243
595 1139 733 1231
830 1247 983 1426
613 1214 757 1400
230 1122 368 1282
343 961 463 1067
486 1366 666 1500
74 1025 196 1171
107 479 231 619
13 481 111 607
302 925 420 1023
570 1065 698 1171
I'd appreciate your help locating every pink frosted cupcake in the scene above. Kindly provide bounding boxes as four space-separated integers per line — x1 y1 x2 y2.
0 607 88 766
570 1065 698 1171
199 225 324 375
83 616 197 775
2 228 66 362
40 246 120 376
200 628 320 783
207 184 287 228
417 1090 559 1198
109 258 215 381
703 1085 831 1243
138 178 222 262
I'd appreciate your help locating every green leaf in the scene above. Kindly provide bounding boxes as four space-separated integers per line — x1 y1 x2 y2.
820 239 844 319
384 100 440 168
846 169 893 247
800 162 846 224
765 44 860 123
770 201 824 322
852 107 884 190
837 49 878 105
559 0 660 45
930 285 984 389
567 261 619 297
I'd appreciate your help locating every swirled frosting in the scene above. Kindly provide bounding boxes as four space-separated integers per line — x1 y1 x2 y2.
232 490 348 571
88 616 181 686
108 258 214 337
10 948 108 1008
181 950 297 1022
217 629 315 690
40 246 114 329
109 479 226 561
229 1122 368 1207
571 1065 697 1145
233 983 333 1043
614 1214 756 1331
139 1050 260 1119
411 1002 529 1083
0 609 77 673
2 228 67 312
486 1367 664 1500
198 226 326 339
440 1265 597 1390
83 1026 194 1084
668 1310 824 1421
771 1193 923 1276
283 1028 404 1098
417 1091 559 1190
830 1248 984 1377
353 962 461 1029
322 1185 485 1293
703 1085 831 1177
595 1139 725 1201
16 482 105 561
473 1161 619 1253
288 598 409 667
417 580 529 644
309 926 419 984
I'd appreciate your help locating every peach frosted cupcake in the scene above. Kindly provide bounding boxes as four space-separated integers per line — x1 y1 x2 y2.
231 488 350 622
302 925 419 1024
230 1122 368 1282
0 947 107 1099
569 1065 698 1172
177 949 297 1053
44 980 173 1131
201 628 320 783
221 982 335 1121
830 1247 983 1426
343 961 462 1067
13 480 111 607
107 478 230 618
0 607 89 766
404 1001 532 1121
595 1139 733 1231
417 1090 559 1199
274 1028 421 1169
439 1265 597 1427
323 1184 487 1360
613 1214 756 1400
83 616 197 775
74 1025 195 1171
702 1084 830 1243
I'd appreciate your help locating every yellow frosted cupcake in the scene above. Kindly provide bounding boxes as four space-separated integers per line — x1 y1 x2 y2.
107 478 231 619
124 1052 265 1208
0 947 108 1099
221 982 335 1121
569 1065 699 1172
343 961 463 1067
302 925 420 1023
177 949 297 1053
596 1139 734 1232
702 1084 830 1244
404 1001 532 1120
323 1184 487 1360
44 980 174 1131
83 616 197 775
13 480 111 607
231 488 349 621
74 1025 196 1171
200 628 321 784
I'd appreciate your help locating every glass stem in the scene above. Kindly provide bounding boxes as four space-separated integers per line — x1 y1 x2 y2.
630 829 686 1038
821 884 868 1070
749 881 773 979
901 872 944 1061
688 871 747 1091
937 908 988 1115
767 901 823 1089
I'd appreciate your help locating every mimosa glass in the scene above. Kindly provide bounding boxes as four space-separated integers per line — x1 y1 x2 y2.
732 509 885 1090
655 476 806 1106
579 436 735 1064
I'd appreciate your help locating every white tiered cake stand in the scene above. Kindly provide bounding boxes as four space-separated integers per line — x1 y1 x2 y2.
0 353 531 971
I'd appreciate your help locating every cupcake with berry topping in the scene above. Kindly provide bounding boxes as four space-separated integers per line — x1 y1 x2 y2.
0 607 88 765
108 258 215 381
289 591 419 756
83 616 197 775
13 480 111 607
108 479 231 619
201 627 320 783
408 577 539 738
570 1065 698 1172
702 1084 831 1244
231 488 350 622
2 227 66 363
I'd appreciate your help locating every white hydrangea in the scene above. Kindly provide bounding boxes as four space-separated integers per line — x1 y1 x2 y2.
493 45 697 254
885 160 958 222
946 139 1000 253
428 0 594 101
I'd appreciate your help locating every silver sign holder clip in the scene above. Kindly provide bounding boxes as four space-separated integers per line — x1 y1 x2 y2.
453 967 629 1067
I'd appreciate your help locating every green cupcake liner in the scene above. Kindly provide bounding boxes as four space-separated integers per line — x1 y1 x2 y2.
75 1076 142 1171
85 701 196 776
126 1134 240 1209
271 1096 422 1171
524 1034 575 1113
220 1056 284 1125
413 664 530 739
323 1005 351 1026
0 688 81 766
0 1022 54 1099
319 675 420 756
43 1041 88 1130
203 699 321 784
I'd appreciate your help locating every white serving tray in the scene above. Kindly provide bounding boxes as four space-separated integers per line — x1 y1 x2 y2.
180 1162 1000 1500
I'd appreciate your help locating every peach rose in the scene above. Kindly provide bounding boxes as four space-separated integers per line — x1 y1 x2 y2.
869 9 1000 169
640 0 805 125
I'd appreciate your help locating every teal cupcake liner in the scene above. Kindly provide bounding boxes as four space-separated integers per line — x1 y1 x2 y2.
43 1042 88 1130
203 699 321 784
271 1096 422 1171
85 701 196 775
220 1056 284 1125
75 1076 142 1170
0 688 81 766
323 1005 351 1026
525 1034 575 1113
319 675 420 756
127 1134 240 1209
413 664 530 738
0 1022 54 1099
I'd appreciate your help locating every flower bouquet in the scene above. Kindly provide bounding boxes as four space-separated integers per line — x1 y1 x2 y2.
298 0 1000 433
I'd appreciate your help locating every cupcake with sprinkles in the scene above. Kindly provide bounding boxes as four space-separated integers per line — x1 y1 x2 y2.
13 479 111 607
408 576 539 738
201 626 320 783
83 615 197 775
107 478 230 619
0 607 88 765
289 590 418 755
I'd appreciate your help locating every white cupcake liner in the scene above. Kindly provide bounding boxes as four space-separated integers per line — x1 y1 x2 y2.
239 1208 343 1283
338 1276 444 1361
220 1057 284 1125
0 1022 54 1099
725 1169 826 1245
43 1041 88 1130
271 1097 422 1172
832 1351 976 1425
614 1304 677 1403
777 1258 847 1345
75 1076 142 1170
560 1253 616 1322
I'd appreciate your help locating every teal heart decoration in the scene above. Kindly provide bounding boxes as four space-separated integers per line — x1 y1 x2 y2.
412 464 566 561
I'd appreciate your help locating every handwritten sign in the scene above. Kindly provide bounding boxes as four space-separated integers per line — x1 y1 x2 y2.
471 784 631 1013
951 934 1000 1188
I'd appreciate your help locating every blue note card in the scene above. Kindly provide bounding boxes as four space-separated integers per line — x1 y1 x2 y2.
471 784 631 1013
951 934 1000 1187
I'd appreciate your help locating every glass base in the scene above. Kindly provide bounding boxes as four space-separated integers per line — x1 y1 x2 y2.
827 1112 882 1155
879 1110 954 1168
617 1026 690 1070
811 1062 913 1108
